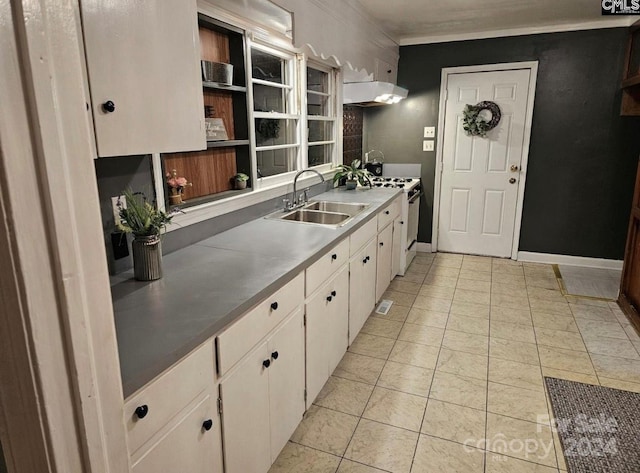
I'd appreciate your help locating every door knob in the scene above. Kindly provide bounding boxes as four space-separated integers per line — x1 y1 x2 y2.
134 405 149 419
510 165 519 172
262 359 271 368
102 100 115 113
202 419 213 431
509 178 517 184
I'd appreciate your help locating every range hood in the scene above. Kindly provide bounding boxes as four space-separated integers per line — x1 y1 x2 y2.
343 81 408 106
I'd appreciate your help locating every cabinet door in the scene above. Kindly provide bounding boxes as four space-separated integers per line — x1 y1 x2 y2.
220 342 271 473
376 224 394 302
391 217 402 279
81 0 205 157
131 394 222 473
305 266 349 408
268 308 306 462
349 239 377 344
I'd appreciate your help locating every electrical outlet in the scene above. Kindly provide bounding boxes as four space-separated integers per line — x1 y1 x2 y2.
423 140 434 152
424 126 435 138
112 195 126 227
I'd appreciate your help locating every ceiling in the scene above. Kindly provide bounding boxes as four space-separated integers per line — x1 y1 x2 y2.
357 0 633 45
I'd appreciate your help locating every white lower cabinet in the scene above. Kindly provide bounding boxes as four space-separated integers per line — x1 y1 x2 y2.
131 393 222 473
349 238 378 344
391 216 403 279
305 265 349 407
376 223 394 302
220 308 305 473
125 341 223 473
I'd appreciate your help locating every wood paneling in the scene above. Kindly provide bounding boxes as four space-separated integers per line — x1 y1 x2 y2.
199 27 230 63
164 148 236 199
204 90 234 140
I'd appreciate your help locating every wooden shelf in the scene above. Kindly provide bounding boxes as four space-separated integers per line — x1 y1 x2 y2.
203 81 247 93
207 139 250 148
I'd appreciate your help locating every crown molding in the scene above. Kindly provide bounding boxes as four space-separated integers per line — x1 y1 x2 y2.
399 17 633 46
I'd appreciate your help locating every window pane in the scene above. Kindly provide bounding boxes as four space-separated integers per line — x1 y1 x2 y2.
255 118 297 147
251 49 284 84
308 144 333 167
257 148 296 177
253 84 285 113
307 67 328 94
308 120 332 142
307 93 329 116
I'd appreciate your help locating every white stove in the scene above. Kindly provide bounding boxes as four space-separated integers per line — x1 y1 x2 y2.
371 164 422 275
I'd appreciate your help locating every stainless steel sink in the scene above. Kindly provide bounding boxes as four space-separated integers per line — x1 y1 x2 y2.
279 209 351 225
303 201 369 216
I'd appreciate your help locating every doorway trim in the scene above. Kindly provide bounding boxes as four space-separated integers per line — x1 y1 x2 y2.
431 61 538 259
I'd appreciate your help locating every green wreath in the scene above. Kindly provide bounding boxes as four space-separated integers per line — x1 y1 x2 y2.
462 101 501 137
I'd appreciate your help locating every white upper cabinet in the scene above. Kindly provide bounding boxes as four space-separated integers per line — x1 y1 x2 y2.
81 0 206 157
374 58 398 85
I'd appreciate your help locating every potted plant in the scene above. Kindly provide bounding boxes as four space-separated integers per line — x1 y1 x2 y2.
117 190 173 281
332 159 372 190
166 169 192 205
233 172 250 190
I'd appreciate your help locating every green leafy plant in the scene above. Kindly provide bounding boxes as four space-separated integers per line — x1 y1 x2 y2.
117 190 172 237
234 173 250 182
332 159 372 187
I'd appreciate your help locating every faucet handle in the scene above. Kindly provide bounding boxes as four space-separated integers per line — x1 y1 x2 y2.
283 198 291 210
303 188 310 203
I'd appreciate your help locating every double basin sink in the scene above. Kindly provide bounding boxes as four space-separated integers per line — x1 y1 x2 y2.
269 201 370 227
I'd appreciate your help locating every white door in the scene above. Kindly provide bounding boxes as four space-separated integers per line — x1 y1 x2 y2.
376 223 393 302
349 239 377 344
391 216 402 279
438 68 532 257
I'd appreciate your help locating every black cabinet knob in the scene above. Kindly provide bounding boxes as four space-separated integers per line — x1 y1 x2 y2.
331 254 337 260
202 419 213 431
271 351 279 360
400 221 404 225
379 242 384 247
385 210 390 215
263 359 271 368
134 405 149 419
366 256 371 261
326 295 333 302
331 290 336 297
102 100 115 113
270 302 278 311
363 258 368 264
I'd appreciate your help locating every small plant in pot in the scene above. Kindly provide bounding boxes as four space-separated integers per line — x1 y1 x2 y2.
233 172 250 190
332 159 372 190
117 190 173 281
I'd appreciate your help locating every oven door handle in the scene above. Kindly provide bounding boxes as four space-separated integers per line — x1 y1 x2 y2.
408 191 421 204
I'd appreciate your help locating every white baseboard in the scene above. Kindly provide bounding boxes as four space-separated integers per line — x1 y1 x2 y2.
416 242 432 253
517 251 623 270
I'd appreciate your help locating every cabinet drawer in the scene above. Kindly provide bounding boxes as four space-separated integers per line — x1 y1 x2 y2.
306 238 349 297
125 340 215 455
217 272 304 376
378 196 402 230
350 218 378 257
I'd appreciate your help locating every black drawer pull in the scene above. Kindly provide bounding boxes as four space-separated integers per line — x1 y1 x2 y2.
379 242 384 247
271 351 279 360
363 257 368 264
327 295 333 302
366 256 371 261
102 100 115 113
263 359 271 368
331 290 336 297
202 419 213 431
385 210 390 215
270 302 278 311
134 405 149 419
331 254 337 260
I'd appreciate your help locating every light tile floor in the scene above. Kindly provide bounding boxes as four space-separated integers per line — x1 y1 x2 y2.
269 253 640 473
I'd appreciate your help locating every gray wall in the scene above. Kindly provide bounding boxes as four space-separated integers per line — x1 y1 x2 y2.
364 28 640 260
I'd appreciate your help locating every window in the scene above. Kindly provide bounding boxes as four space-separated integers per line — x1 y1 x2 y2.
306 64 337 168
251 45 300 179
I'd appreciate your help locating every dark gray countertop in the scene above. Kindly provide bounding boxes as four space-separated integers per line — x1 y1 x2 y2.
112 187 401 397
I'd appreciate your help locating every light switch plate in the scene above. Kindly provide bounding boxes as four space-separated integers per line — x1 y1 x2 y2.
424 126 435 138
423 140 434 152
